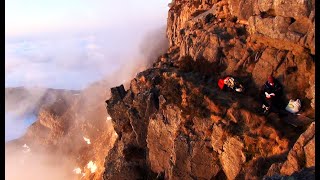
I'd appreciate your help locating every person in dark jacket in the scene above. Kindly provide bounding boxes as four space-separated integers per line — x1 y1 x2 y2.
260 75 283 114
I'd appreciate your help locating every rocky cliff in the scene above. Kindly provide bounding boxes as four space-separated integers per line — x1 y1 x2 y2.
5 83 117 180
103 0 315 179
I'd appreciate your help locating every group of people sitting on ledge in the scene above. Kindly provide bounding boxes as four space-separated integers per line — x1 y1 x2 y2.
218 75 299 115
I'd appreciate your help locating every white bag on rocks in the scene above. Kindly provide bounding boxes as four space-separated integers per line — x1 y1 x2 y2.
285 99 301 113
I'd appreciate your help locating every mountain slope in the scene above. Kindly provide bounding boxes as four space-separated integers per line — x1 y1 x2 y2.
103 0 315 179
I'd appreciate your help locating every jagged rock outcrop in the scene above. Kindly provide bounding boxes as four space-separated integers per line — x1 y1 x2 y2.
263 122 315 179
165 0 315 111
6 84 117 180
103 62 314 179
279 122 315 175
104 0 314 179
220 137 246 179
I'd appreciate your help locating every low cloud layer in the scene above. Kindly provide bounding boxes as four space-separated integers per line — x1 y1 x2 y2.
6 33 126 90
6 144 77 180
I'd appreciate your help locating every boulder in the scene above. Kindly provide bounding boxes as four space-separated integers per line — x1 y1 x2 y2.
220 137 246 179
280 122 315 175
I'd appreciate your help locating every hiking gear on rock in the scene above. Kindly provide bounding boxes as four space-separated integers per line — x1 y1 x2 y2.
218 76 244 93
285 99 301 114
224 77 235 89
235 87 243 92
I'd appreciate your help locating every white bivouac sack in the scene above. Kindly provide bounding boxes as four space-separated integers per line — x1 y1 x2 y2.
285 99 301 114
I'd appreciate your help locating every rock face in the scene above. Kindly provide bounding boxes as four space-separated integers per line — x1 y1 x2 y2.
103 64 314 179
280 122 315 175
166 0 314 108
104 0 314 179
263 122 315 179
220 137 246 180
6 84 117 180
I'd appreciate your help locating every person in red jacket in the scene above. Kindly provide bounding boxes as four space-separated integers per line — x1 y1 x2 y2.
218 76 244 93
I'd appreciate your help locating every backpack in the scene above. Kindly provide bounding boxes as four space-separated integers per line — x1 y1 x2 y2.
285 99 301 114
218 79 225 89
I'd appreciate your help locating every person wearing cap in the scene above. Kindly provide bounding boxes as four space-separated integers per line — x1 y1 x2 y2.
260 75 283 114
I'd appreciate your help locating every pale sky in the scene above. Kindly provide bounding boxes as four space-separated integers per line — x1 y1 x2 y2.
5 0 171 141
6 0 171 37
5 0 171 90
